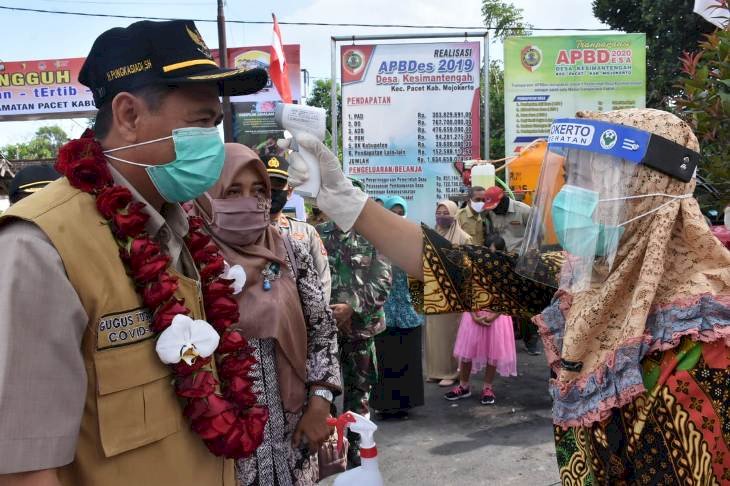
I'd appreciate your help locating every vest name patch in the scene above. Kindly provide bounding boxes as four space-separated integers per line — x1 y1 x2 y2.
97 308 154 350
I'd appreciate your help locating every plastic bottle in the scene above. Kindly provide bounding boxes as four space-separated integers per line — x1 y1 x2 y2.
470 162 495 189
724 205 730 231
329 412 384 486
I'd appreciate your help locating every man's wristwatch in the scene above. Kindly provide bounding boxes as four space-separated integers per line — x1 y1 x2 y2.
311 388 334 403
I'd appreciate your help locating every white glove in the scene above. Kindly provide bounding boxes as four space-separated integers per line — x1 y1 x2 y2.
282 131 368 231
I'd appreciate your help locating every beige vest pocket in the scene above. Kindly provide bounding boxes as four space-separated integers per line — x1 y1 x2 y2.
94 339 181 457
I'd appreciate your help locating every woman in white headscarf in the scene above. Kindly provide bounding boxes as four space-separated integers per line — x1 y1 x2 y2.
423 200 472 386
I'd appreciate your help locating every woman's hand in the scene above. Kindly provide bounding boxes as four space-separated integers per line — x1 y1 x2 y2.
330 303 354 334
292 395 333 454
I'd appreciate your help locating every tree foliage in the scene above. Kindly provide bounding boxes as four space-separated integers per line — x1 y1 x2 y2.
592 0 716 108
482 60 506 159
1 125 69 160
674 23 730 207
307 78 341 133
306 78 342 155
481 0 532 40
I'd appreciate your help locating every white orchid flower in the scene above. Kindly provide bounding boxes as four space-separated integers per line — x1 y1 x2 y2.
223 261 246 295
155 314 220 365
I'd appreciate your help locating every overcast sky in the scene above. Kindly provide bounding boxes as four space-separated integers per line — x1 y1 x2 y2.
0 0 610 146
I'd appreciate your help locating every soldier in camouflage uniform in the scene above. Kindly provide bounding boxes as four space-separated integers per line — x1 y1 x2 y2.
317 208 392 466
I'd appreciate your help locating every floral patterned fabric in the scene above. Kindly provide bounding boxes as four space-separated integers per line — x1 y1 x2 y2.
555 338 730 485
384 266 423 329
417 223 730 484
236 238 340 486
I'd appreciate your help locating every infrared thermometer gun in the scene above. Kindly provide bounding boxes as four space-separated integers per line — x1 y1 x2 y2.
274 104 327 198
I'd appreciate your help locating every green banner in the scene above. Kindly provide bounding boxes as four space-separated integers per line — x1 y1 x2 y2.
504 34 646 162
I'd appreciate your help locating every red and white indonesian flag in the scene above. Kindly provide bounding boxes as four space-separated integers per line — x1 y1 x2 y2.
694 0 729 28
271 13 292 103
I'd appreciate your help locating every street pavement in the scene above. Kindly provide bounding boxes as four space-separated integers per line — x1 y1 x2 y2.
325 346 560 486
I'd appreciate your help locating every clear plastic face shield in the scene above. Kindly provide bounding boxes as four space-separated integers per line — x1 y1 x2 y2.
515 118 699 292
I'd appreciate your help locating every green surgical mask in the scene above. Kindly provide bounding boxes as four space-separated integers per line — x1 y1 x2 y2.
551 184 692 258
104 127 224 203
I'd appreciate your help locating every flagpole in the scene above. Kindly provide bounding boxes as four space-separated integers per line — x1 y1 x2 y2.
217 0 234 142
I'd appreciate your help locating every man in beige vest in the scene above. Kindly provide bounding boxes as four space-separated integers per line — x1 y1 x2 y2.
0 20 267 485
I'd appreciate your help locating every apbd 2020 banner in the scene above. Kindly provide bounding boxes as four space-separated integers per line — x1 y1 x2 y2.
503 34 646 201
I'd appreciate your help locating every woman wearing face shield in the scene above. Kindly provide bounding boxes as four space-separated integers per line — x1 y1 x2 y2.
192 144 341 486
283 109 730 484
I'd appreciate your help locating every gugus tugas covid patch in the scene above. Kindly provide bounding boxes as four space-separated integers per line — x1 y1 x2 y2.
97 308 154 350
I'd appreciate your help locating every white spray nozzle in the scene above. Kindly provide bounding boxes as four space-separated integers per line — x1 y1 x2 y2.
343 411 377 449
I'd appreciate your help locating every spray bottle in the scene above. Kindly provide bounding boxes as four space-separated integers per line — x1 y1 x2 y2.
327 412 384 486
274 103 327 198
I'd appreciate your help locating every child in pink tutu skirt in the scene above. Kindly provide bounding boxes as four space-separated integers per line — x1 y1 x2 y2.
444 235 517 405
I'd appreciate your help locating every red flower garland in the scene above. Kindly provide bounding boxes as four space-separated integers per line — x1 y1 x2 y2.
55 129 268 458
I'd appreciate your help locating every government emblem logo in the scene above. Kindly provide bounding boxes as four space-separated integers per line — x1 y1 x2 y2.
521 45 542 72
342 49 366 76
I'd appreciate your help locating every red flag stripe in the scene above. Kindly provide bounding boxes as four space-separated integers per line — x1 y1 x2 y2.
270 13 292 103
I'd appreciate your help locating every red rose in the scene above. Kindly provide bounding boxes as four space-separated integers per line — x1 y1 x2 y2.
55 133 102 174
205 407 268 458
218 354 257 381
188 393 234 419
176 370 218 398
65 156 113 194
200 255 225 281
173 356 211 376
209 316 238 333
142 272 179 309
193 410 237 441
208 420 251 458
217 330 249 354
183 396 209 421
152 298 189 332
193 243 220 264
188 216 205 232
203 279 236 301
112 202 149 239
190 394 237 440
186 230 211 253
205 295 240 326
124 238 162 270
132 254 170 283
225 375 257 408
96 186 133 220
244 406 269 446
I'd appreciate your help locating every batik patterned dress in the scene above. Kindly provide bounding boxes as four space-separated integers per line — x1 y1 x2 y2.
412 225 730 485
236 239 340 486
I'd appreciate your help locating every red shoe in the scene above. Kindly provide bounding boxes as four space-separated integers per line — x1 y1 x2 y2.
444 385 471 401
480 386 496 405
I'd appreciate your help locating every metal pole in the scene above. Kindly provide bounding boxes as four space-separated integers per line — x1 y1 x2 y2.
483 32 490 161
330 37 338 154
217 0 233 142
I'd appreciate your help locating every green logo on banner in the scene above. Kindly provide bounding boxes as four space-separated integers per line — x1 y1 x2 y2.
346 52 363 70
600 129 618 149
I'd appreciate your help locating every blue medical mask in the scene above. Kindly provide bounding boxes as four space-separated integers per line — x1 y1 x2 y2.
551 185 624 258
551 185 693 258
104 127 224 203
